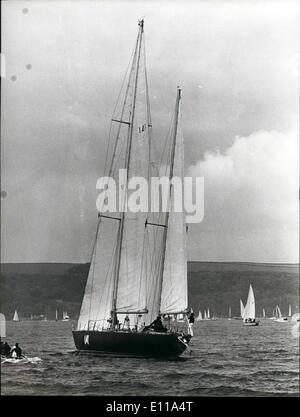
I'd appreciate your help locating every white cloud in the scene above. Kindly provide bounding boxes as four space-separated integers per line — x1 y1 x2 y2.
188 130 299 263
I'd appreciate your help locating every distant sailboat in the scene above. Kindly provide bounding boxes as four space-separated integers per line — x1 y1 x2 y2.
243 284 259 326
207 309 211 320
240 300 245 320
55 310 58 321
196 311 203 321
228 307 232 320
262 308 266 319
204 310 208 320
288 304 292 317
62 311 70 322
13 310 19 322
275 305 288 322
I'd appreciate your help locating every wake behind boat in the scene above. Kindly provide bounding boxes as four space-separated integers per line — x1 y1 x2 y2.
72 20 192 358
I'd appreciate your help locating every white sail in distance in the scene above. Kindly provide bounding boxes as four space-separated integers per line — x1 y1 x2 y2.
243 284 255 321
288 305 292 317
240 300 245 319
263 308 266 318
13 310 19 321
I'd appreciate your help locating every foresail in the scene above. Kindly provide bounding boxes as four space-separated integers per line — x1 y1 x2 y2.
160 94 188 315
77 218 119 330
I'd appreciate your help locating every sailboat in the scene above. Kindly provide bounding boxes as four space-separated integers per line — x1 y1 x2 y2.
55 310 58 321
207 308 211 320
62 311 70 322
275 305 288 322
240 300 245 320
13 310 19 322
204 310 208 320
262 308 266 319
243 284 259 326
228 307 232 320
72 20 192 357
288 304 292 317
196 311 203 321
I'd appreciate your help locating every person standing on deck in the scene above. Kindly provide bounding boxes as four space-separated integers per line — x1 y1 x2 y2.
188 312 195 337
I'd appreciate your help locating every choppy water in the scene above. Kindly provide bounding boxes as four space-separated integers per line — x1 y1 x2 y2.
1 320 299 396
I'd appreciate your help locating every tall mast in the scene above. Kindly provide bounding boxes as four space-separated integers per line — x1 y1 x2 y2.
111 20 145 326
157 87 182 314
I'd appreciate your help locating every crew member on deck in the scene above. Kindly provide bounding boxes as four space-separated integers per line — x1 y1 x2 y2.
124 315 130 330
188 312 195 337
143 315 167 333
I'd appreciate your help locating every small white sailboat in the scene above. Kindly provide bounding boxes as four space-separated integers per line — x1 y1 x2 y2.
55 310 58 321
243 284 259 326
207 308 211 320
228 307 232 320
288 304 292 317
196 310 203 321
275 305 288 322
13 310 19 322
204 310 208 320
240 300 245 320
62 311 70 322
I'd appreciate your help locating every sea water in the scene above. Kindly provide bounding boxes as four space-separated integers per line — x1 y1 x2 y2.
1 320 299 396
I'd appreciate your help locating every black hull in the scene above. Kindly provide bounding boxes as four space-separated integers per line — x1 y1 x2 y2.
73 330 192 358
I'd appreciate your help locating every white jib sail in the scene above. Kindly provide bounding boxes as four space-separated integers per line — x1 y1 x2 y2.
243 284 255 321
160 92 188 315
77 218 120 330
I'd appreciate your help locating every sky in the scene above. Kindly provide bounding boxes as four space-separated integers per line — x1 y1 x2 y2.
1 0 299 263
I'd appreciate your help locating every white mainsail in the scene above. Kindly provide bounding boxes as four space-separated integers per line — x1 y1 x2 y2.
160 91 187 316
13 310 19 322
263 308 266 318
228 307 231 319
116 26 150 315
288 305 292 317
204 310 207 320
240 300 245 319
243 284 255 321
207 308 211 319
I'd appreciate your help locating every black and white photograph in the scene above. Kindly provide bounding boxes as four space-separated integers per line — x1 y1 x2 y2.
0 0 299 400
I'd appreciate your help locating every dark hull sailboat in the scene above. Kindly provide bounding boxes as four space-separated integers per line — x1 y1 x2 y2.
73 330 191 357
72 20 192 358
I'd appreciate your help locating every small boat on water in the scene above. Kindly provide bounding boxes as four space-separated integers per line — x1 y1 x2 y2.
12 310 19 322
262 308 266 319
275 306 288 322
62 311 70 322
228 307 232 320
288 304 292 318
243 284 259 326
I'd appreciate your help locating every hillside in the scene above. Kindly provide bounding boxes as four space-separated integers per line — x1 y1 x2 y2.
0 262 298 320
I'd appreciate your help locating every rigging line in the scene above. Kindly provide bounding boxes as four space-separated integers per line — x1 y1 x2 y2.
107 42 138 179
103 46 136 178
